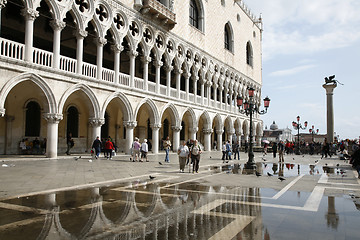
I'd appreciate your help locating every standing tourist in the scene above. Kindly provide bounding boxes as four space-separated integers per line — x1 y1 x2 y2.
272 142 277 158
221 141 227 161
190 140 202 173
132 137 141 162
163 136 172 163
351 147 360 179
177 141 190 173
92 136 102 159
104 138 114 160
141 139 149 162
321 138 331 158
233 141 240 160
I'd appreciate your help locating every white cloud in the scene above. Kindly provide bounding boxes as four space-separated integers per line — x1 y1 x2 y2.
269 64 316 77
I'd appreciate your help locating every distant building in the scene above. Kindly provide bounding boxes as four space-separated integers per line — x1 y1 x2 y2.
296 133 326 143
263 121 293 143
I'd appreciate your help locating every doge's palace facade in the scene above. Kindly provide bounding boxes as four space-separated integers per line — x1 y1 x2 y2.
0 0 264 158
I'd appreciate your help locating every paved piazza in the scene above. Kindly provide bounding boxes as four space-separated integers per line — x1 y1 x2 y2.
0 152 359 240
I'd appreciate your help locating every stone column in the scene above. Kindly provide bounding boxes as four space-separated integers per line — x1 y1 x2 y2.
21 8 39 62
89 118 105 142
96 37 107 80
112 44 123 84
227 129 235 144
43 113 63 159
323 83 337 142
141 56 151 91
216 129 224 151
165 65 173 97
203 128 213 151
200 80 205 105
206 82 211 106
75 29 87 74
184 72 191 101
193 76 198 104
175 69 182 99
129 50 138 88
5 115 14 155
124 121 137 154
229 90 233 112
0 0 6 35
154 61 163 93
219 87 223 109
50 20 66 69
151 124 161 154
189 127 198 141
213 83 218 108
172 126 181 152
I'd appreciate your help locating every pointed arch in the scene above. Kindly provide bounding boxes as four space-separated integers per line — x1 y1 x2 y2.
134 98 160 125
160 103 180 127
101 92 133 122
0 73 57 114
181 107 197 129
224 22 234 52
58 83 100 118
199 110 211 129
212 113 223 130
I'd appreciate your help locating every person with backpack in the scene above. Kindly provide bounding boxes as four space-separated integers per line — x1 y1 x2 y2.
177 141 190 173
191 140 202 173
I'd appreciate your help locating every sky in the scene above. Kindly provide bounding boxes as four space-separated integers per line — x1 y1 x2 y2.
244 0 360 140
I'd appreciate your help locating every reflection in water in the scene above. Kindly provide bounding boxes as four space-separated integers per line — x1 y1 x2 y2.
0 181 266 240
326 196 339 229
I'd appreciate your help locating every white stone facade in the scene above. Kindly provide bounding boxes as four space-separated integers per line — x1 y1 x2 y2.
0 0 264 158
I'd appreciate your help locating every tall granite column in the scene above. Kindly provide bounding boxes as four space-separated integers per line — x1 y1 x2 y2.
323 83 337 142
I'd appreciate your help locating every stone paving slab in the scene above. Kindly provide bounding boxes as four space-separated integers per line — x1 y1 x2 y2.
0 151 358 200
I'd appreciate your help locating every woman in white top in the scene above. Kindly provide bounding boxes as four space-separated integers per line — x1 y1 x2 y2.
141 139 149 162
177 141 189 172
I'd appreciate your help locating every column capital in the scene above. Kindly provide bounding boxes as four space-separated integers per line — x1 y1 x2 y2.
174 69 183 75
190 127 198 134
95 37 107 46
43 113 63 123
216 129 224 135
154 61 163 68
0 0 7 9
74 29 88 39
124 121 137 129
172 125 182 132
228 129 235 135
183 72 191 79
89 117 105 127
5 115 14 122
111 44 123 53
141 56 152 63
203 128 213 135
21 8 39 21
322 83 337 94
128 50 139 58
0 108 5 117
151 123 161 130
164 65 173 73
50 19 66 31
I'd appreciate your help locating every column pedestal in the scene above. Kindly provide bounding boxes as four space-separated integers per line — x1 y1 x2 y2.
44 113 63 159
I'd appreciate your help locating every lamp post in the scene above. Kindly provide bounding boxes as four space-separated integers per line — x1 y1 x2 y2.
292 116 308 155
309 125 319 142
237 87 270 170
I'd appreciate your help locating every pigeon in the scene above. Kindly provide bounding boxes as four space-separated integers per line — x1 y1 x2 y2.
255 171 262 177
225 161 229 163
278 177 286 181
325 163 328 166
302 155 305 157
336 163 340 167
293 158 295 160
88 160 92 162
262 158 267 161
74 156 82 161
149 176 156 180
158 162 163 165
315 160 318 163
267 172 273 177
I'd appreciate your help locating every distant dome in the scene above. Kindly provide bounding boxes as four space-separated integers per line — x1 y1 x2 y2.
270 121 278 130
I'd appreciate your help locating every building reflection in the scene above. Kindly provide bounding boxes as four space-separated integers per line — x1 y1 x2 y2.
325 196 339 229
1 181 266 239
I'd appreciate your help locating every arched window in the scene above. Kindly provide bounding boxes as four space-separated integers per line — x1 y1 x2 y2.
147 119 152 140
25 101 41 137
224 23 233 52
67 106 79 138
180 121 185 140
246 41 253 67
163 119 169 139
189 0 204 31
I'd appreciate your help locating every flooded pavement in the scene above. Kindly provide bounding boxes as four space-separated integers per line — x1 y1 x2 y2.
1 162 360 240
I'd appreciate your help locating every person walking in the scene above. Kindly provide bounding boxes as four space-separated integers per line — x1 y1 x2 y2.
163 136 172 163
278 140 285 162
92 136 102 159
233 141 240 160
141 139 149 162
190 140 202 173
226 140 232 160
221 142 227 161
132 137 141 162
104 138 114 160
272 142 277 158
178 141 190 173
66 132 74 155
321 138 331 159
186 139 193 165
351 147 360 179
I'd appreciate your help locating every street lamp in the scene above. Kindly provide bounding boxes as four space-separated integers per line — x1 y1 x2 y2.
292 116 308 155
237 87 270 170
309 125 319 142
